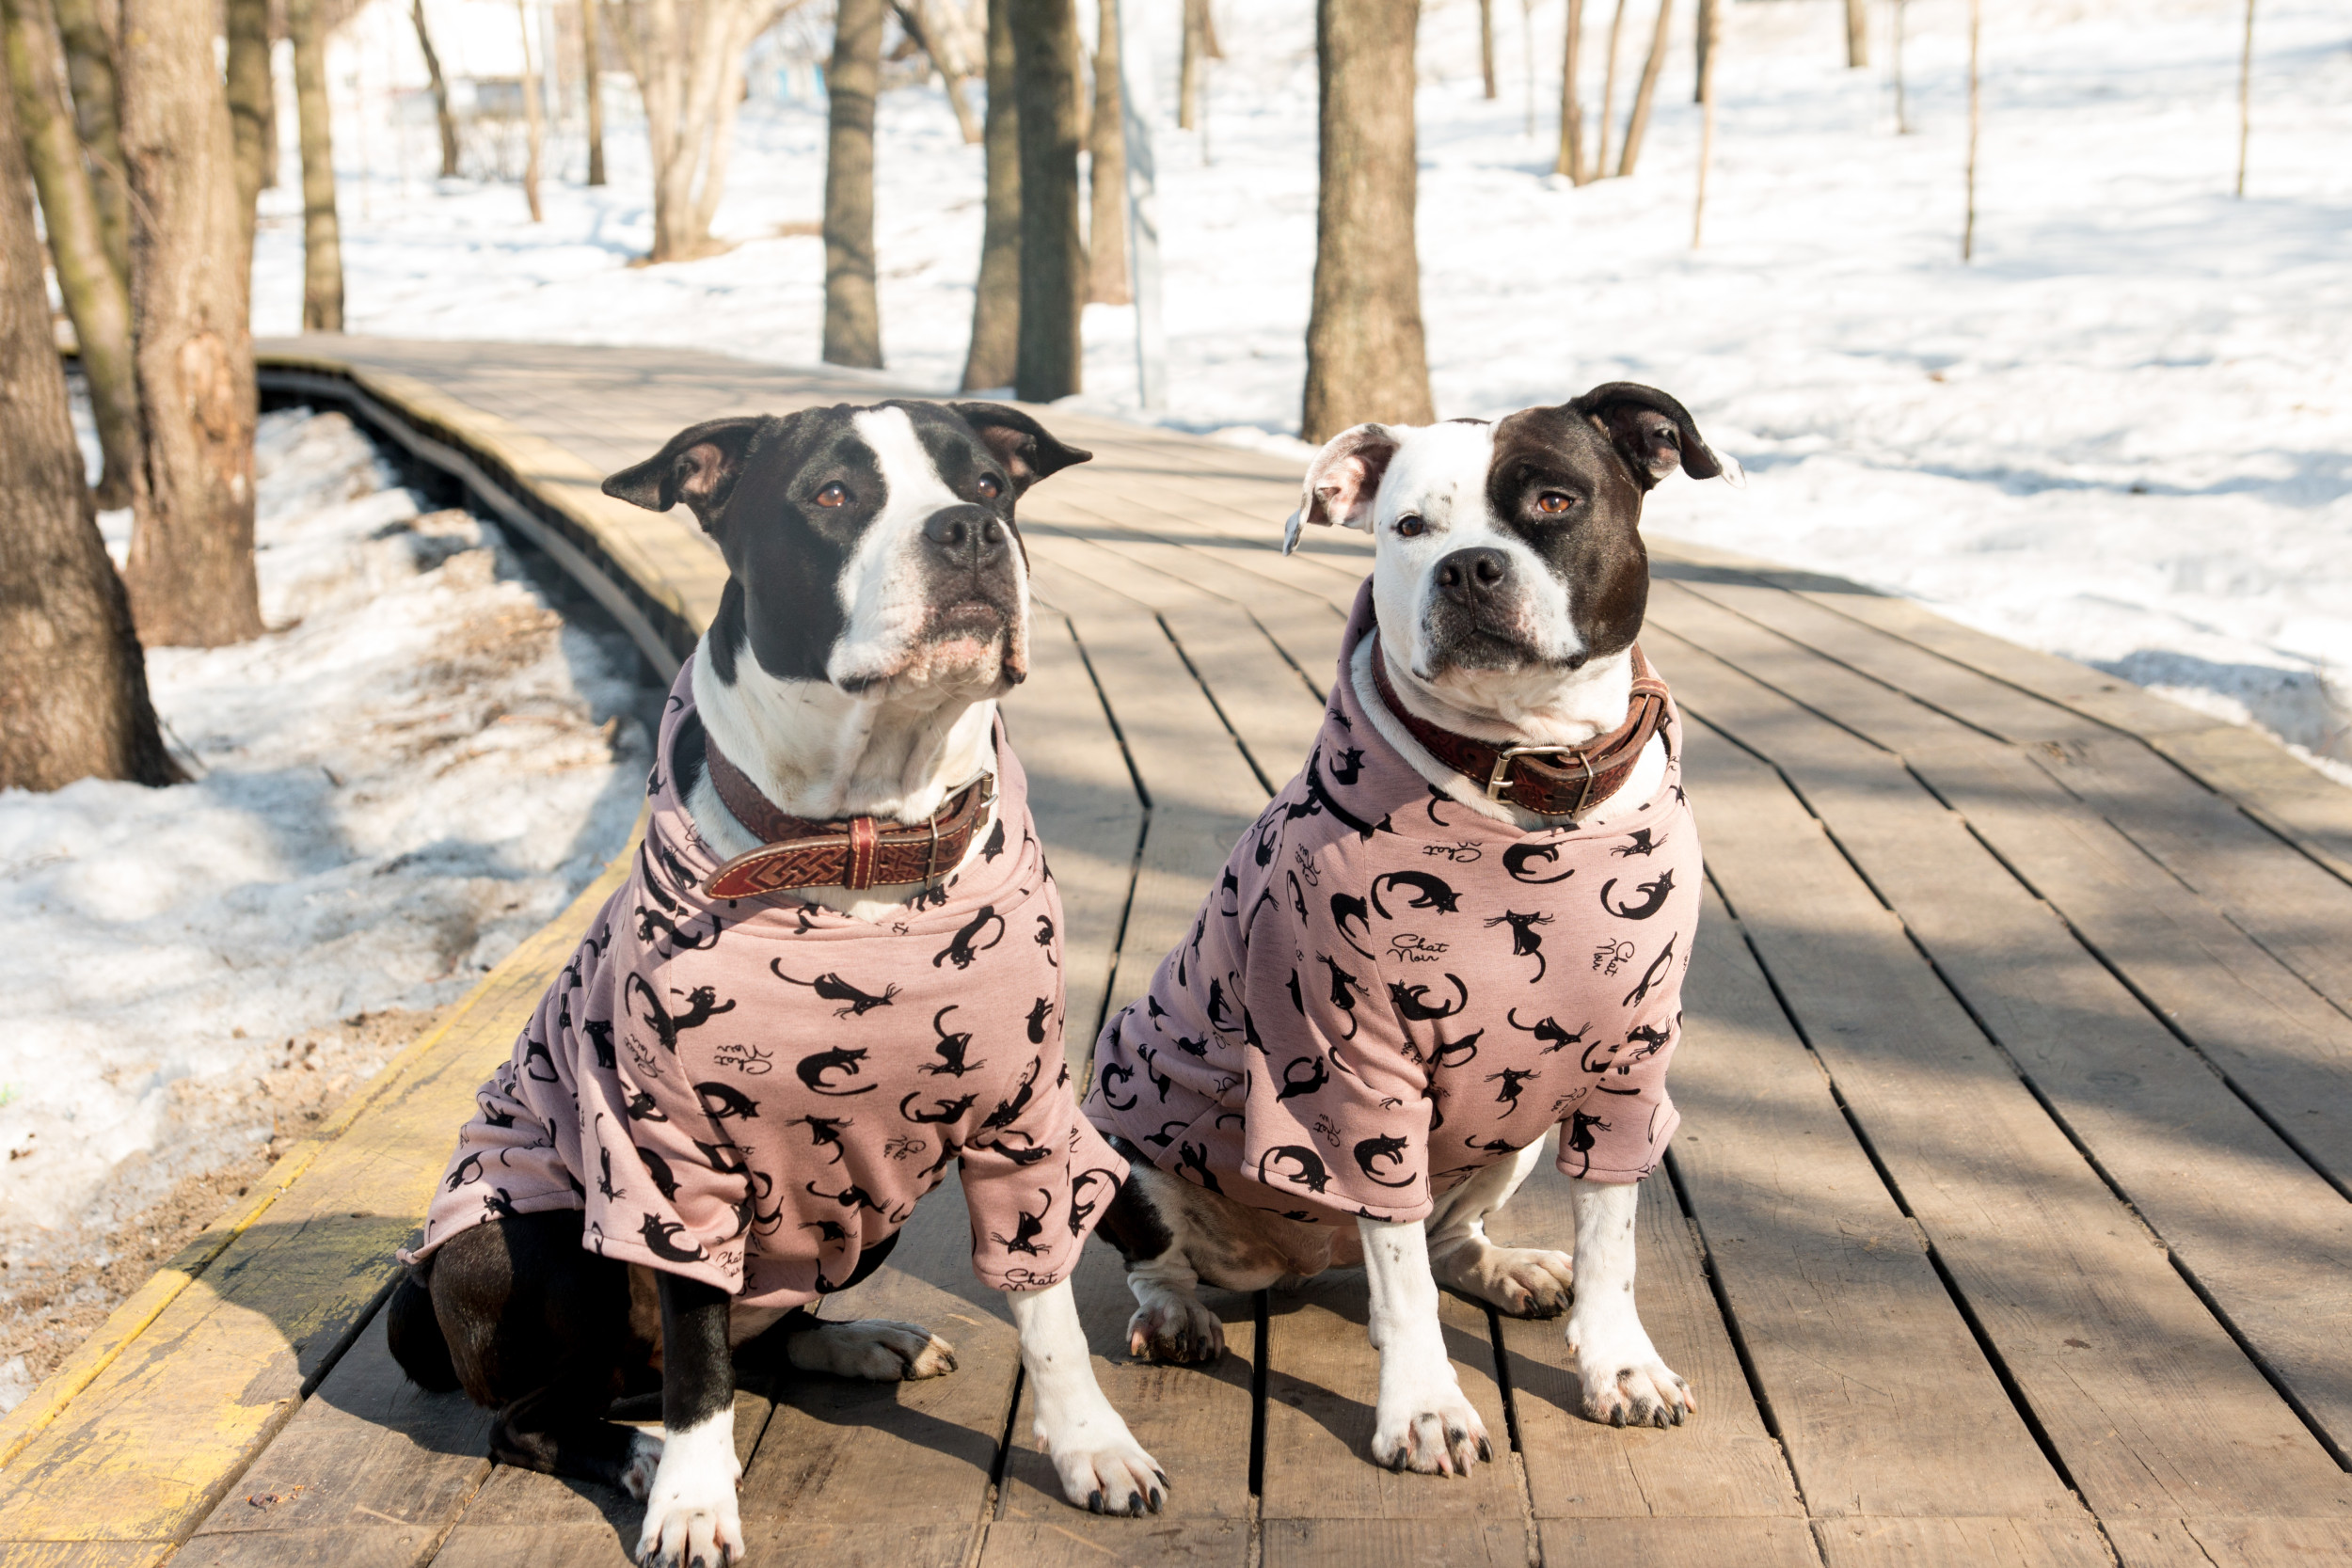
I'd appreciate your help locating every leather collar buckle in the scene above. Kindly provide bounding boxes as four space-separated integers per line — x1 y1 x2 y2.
1486 743 1599 816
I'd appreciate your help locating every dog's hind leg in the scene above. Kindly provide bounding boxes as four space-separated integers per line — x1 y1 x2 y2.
785 1319 959 1381
1096 1148 1231 1364
424 1212 659 1495
1425 1139 1577 1319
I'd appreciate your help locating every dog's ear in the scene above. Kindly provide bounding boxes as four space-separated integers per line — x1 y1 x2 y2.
946 403 1092 496
602 417 768 531
1566 383 1725 492
1284 423 1401 554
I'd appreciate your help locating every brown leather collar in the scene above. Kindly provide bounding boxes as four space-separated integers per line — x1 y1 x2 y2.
1369 641 1671 819
701 740 997 899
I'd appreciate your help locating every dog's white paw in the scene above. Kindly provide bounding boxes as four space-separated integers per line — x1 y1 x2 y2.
1371 1372 1491 1477
1126 1291 1225 1364
1048 1431 1168 1516
1567 1316 1694 1430
620 1429 663 1501
634 1411 743 1568
1440 1243 1576 1320
787 1318 958 1382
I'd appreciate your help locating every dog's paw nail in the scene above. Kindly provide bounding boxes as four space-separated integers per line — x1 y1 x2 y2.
1477 1436 1493 1461
1088 1489 1105 1514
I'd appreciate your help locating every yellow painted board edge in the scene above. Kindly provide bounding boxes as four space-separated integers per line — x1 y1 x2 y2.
0 826 641 1476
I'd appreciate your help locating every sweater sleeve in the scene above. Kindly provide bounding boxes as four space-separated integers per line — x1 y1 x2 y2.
961 1054 1130 1291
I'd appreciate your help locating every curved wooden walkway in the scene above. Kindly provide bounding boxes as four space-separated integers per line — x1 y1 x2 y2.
5 338 2352 1568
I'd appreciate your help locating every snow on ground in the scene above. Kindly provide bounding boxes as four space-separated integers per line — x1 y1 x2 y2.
0 408 654 1402
257 0 2352 775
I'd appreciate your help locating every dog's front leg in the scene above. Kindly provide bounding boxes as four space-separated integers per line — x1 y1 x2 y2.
637 1273 746 1568
1005 1278 1167 1515
1564 1178 1693 1428
1359 1217 1491 1475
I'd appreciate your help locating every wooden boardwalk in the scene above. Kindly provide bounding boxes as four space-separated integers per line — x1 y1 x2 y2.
5 338 2352 1568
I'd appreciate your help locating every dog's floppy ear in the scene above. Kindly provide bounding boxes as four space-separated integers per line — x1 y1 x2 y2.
1283 423 1401 554
603 416 768 531
946 403 1092 496
1566 384 1725 493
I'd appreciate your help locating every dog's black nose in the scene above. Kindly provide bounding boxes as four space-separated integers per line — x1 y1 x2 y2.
923 505 1007 566
1434 547 1510 605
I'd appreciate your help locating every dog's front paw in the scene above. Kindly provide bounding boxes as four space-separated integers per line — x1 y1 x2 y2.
787 1318 958 1382
1048 1430 1168 1516
634 1416 744 1567
1371 1376 1491 1477
1126 1292 1225 1364
1440 1243 1575 1319
1567 1317 1694 1430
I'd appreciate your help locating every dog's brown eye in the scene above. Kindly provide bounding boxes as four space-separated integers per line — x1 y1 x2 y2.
977 474 1002 500
815 483 850 508
1395 515 1427 538
1535 492 1576 515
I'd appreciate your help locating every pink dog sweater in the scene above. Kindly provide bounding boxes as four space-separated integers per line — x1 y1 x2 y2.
1086 578 1701 1225
405 671 1125 1306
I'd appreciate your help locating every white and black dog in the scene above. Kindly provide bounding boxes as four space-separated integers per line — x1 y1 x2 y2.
1087 385 1731 1475
389 400 1164 1568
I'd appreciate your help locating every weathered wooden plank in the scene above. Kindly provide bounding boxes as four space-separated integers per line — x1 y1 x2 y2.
1027 556 1267 1022
1010 610 1147 1062
1684 721 2352 1525
2101 1517 2352 1568
1671 888 2084 1525
0 847 634 1553
1258 1519 1529 1568
1650 575 2352 1020
1649 536 2352 884
1808 1517 2112 1568
0 1547 172 1568
172 1317 489 1566
1486 1154 1801 1523
1258 1272 1519 1525
1030 531 1327 789
1649 625 2352 1463
978 1519 1248 1567
1539 1517 1822 1566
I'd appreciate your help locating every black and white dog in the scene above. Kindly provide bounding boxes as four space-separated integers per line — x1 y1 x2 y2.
388 400 1162 1566
1090 386 1732 1474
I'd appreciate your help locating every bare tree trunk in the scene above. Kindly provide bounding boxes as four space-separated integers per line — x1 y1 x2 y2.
1592 0 1627 179
5 0 139 508
288 0 343 329
413 0 461 177
1478 0 1495 99
1554 0 1583 181
1692 0 1716 247
1086 0 1126 304
1963 0 1979 260
1177 0 1205 129
1844 0 1867 67
0 77 176 788
1692 0 1709 102
2235 0 2254 198
1010 0 1080 401
608 0 770 262
224 0 270 244
259 36 277 187
517 0 545 221
961 0 1019 389
117 0 263 647
891 1 979 143
1520 0 1534 133
1615 0 1670 177
1302 0 1431 443
822 0 882 366
579 0 605 182
49 0 126 283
